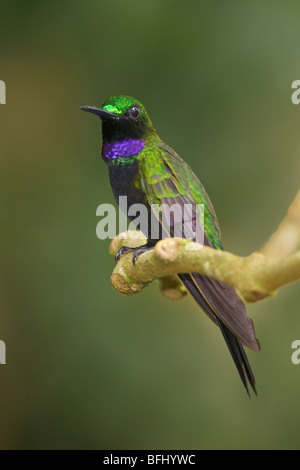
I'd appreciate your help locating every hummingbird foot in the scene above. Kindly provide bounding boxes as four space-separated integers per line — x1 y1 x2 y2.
115 243 154 265
115 245 136 263
132 243 154 266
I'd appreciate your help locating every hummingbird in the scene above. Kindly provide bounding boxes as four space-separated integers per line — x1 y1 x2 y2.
81 95 259 396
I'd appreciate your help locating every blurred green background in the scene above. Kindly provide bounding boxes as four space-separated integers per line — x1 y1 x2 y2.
1 0 300 450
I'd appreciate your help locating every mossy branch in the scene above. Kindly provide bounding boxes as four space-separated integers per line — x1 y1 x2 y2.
109 191 300 303
261 190 300 258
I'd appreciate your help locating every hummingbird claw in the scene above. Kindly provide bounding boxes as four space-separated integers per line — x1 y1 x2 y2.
132 244 154 265
115 245 135 263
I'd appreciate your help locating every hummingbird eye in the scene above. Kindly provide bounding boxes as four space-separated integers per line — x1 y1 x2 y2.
129 106 140 119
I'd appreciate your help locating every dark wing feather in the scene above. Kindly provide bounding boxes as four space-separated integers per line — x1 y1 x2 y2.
138 143 259 394
139 145 259 350
191 273 259 351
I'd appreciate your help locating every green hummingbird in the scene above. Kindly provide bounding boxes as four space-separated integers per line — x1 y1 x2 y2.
81 95 259 396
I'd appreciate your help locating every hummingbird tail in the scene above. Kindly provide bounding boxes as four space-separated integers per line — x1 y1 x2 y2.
178 272 257 396
216 318 257 396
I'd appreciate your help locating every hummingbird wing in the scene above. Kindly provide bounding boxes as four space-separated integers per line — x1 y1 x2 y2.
138 142 259 395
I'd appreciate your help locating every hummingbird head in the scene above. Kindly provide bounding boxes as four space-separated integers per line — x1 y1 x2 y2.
80 95 156 143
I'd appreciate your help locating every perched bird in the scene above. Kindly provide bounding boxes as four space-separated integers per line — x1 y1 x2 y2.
81 95 259 396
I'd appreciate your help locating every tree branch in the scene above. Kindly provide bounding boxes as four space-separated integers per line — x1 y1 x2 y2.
109 191 300 303
261 190 300 258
